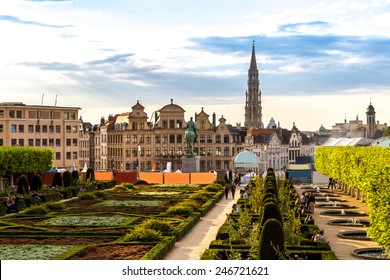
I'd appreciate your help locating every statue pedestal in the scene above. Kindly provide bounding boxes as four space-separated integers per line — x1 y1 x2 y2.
181 156 200 173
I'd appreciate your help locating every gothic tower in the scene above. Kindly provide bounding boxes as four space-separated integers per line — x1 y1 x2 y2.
244 41 262 129
366 101 376 138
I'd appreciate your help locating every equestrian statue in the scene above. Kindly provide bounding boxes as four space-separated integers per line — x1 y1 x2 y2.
185 117 197 157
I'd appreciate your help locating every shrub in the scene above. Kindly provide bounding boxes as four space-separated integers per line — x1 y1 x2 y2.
51 172 63 187
30 174 42 192
190 192 210 202
259 218 285 260
17 175 29 195
112 185 130 192
141 219 173 234
122 183 135 190
124 227 162 242
204 183 221 193
86 168 95 182
166 205 193 216
23 205 50 215
78 192 96 200
71 170 79 184
260 202 283 227
63 171 72 188
45 202 66 211
134 179 148 185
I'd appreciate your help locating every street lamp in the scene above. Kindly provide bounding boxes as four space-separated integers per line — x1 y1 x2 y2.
137 143 141 180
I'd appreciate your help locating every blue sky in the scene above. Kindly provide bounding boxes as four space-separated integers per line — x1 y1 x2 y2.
1 0 390 131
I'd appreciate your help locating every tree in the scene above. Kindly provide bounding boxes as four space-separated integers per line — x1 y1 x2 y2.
52 172 63 187
382 127 390 137
63 171 72 188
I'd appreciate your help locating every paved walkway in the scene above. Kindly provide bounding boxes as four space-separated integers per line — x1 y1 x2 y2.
164 184 379 260
295 184 379 260
163 189 240 260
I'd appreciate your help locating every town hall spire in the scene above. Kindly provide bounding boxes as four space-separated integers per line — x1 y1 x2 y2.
244 40 263 129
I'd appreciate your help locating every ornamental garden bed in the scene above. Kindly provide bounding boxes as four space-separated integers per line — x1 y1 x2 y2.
0 182 223 259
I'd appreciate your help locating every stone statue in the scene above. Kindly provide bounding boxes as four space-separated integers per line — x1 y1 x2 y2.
185 117 197 157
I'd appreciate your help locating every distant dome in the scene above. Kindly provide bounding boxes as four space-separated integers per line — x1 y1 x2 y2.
319 124 326 132
267 117 276 128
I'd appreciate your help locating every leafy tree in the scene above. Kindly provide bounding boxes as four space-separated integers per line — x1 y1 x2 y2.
382 127 390 137
71 170 79 185
86 168 95 182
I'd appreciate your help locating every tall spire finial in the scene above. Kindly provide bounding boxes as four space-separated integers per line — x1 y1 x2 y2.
252 40 255 47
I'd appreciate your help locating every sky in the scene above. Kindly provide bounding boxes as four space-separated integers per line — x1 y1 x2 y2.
1 0 390 131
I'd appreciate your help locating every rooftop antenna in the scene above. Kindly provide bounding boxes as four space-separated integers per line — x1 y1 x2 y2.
55 94 58 106
41 93 44 105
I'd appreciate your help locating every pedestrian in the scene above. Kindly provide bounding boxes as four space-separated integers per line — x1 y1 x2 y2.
224 184 230 199
232 204 240 212
307 192 315 214
314 229 326 242
231 183 236 199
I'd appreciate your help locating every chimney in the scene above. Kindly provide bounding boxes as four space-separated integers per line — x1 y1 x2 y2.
100 117 105 126
108 114 114 122
212 112 216 128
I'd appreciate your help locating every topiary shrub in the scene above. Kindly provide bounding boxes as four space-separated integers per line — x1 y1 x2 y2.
122 183 135 190
51 172 63 187
204 183 221 193
30 174 42 192
86 168 95 182
63 171 72 188
260 202 283 227
71 170 79 185
78 192 97 200
45 202 66 211
17 175 29 195
23 205 50 215
166 205 193 216
259 218 285 260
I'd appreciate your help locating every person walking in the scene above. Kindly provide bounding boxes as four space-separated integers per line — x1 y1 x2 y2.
224 184 230 199
231 183 236 199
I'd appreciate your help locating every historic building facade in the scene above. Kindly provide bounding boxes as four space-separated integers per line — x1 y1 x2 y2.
0 102 81 169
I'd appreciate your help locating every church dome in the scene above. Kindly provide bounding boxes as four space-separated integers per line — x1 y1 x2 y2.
319 124 326 132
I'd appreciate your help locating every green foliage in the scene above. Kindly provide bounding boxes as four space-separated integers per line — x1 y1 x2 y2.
260 202 283 227
45 202 66 211
78 192 97 200
204 183 221 193
382 127 390 137
134 179 149 185
122 183 135 189
124 227 162 242
17 174 29 195
62 171 72 188
315 146 390 255
259 218 285 260
141 219 173 234
71 170 79 184
0 146 53 177
86 168 95 182
166 205 193 216
30 174 42 192
112 185 131 192
23 205 50 215
51 172 63 187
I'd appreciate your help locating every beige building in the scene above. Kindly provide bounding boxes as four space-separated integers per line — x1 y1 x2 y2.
0 102 81 169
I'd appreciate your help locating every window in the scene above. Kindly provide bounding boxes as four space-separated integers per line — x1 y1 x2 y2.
169 120 175 128
200 134 205 143
56 139 61 146
64 112 69 120
155 135 160 144
72 152 78 159
66 152 71 160
207 134 212 143
28 125 34 133
200 147 205 156
49 139 54 146
0 110 4 118
132 122 138 130
11 139 17 145
162 120 168 129
56 125 61 133
224 147 230 156
216 160 221 169
11 124 17 133
162 135 168 144
28 111 37 119
35 139 41 146
146 134 151 144
177 135 182 143
224 160 230 170
146 147 151 156
16 111 22 118
216 147 221 156
0 139 3 146
35 125 41 133
42 125 47 133
28 139 34 146
9 110 15 118
42 139 47 146
132 135 138 144
55 152 61 160
176 120 182 128
224 135 230 143
66 126 71 133
169 134 175 144
139 135 144 144
200 120 205 129
216 135 221 143
0 125 3 132
155 148 161 156
207 147 212 156
73 139 78 146
49 125 54 133
66 139 71 146
70 112 76 120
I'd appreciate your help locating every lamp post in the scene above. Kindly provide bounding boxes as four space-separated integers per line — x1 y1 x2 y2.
137 143 141 180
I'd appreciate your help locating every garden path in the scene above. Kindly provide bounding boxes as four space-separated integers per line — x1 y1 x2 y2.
163 185 242 260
